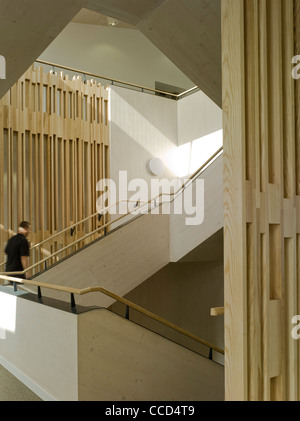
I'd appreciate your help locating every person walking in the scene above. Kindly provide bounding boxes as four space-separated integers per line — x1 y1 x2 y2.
4 221 31 281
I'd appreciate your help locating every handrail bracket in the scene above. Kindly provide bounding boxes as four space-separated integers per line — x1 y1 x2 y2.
70 293 77 313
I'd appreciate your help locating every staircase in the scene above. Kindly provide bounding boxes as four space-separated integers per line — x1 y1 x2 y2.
0 1 225 401
0 285 224 400
22 152 223 309
0 152 224 401
77 308 224 401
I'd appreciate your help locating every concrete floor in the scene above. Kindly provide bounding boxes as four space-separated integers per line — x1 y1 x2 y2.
0 365 42 401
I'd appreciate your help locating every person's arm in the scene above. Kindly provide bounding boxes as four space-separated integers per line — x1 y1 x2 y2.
21 255 30 279
20 237 30 279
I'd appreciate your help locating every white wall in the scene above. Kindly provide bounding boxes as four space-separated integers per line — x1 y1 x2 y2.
0 288 78 401
109 85 178 196
107 86 222 227
38 22 194 91
176 90 223 177
107 85 178 223
0 288 224 401
38 21 223 220
170 155 224 262
178 90 222 145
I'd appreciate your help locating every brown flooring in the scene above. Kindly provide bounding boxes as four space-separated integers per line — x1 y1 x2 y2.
0 365 42 401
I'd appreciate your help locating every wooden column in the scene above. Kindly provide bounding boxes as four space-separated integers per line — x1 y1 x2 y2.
223 0 300 400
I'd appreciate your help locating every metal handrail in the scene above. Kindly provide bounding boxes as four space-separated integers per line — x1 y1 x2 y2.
0 147 223 276
35 59 199 99
0 274 224 357
33 146 223 252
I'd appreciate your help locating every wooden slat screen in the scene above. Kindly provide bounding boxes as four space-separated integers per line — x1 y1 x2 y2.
222 0 300 400
0 65 109 274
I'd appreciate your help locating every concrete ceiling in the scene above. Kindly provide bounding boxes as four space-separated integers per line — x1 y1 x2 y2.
0 0 84 99
0 0 221 106
85 0 169 26
137 0 221 107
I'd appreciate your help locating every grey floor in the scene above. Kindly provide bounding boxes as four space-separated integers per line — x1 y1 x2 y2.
0 365 42 401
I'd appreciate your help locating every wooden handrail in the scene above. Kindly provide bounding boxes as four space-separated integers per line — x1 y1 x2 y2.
0 274 224 356
35 59 199 99
210 307 224 316
0 146 223 275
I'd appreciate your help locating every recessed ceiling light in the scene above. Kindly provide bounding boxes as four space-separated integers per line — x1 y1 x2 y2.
107 16 119 26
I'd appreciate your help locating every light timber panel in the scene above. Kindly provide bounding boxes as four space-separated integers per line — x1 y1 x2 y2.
223 0 300 400
78 309 224 401
0 66 109 274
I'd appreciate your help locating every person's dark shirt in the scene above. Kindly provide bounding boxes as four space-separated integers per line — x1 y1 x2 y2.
4 233 30 272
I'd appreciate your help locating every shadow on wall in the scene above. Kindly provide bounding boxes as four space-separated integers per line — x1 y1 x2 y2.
110 259 224 366
109 86 223 182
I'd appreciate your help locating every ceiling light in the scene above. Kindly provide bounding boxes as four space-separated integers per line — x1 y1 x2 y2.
107 16 119 27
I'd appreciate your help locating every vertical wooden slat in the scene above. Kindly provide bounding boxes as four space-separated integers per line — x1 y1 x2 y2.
267 1 283 187
222 0 248 401
39 134 44 240
34 134 39 232
261 231 271 400
0 65 108 282
295 0 300 401
282 0 298 401
223 0 299 401
283 1 296 200
297 234 300 400
284 236 298 399
258 0 272 400
245 0 263 400
28 131 33 229
64 139 70 229
0 99 3 271
295 0 300 196
18 131 23 223
271 0 285 401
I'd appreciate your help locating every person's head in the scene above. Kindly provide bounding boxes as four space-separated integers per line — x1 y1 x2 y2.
18 221 31 237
